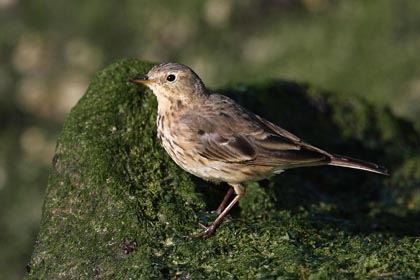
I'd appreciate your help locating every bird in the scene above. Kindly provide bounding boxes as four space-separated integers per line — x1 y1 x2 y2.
129 62 388 238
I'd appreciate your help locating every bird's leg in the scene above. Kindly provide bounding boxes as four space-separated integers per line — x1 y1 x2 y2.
211 187 234 214
192 184 245 238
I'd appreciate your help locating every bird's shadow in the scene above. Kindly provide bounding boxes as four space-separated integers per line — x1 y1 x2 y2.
193 79 420 238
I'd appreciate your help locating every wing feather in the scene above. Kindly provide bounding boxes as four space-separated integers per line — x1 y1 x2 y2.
179 94 331 167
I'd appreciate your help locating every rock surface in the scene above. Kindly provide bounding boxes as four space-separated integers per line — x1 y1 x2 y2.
26 59 420 279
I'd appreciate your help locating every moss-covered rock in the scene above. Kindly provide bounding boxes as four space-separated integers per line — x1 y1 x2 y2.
26 59 420 279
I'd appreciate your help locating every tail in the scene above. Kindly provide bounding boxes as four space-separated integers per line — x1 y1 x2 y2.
329 154 389 175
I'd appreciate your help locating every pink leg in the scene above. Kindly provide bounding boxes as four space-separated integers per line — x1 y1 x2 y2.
192 184 244 238
212 187 234 214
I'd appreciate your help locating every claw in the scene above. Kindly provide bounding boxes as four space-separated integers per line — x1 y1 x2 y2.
198 222 207 229
190 224 217 238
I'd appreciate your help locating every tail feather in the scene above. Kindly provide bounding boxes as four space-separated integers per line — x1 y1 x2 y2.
329 154 389 175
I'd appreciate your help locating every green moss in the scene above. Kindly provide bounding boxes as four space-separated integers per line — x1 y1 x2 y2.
26 59 420 279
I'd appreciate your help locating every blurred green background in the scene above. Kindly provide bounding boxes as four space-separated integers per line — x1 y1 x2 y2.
1 0 420 279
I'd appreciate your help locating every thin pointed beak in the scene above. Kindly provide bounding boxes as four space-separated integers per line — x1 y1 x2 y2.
129 76 154 85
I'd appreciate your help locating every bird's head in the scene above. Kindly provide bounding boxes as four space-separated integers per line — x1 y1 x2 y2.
130 63 207 102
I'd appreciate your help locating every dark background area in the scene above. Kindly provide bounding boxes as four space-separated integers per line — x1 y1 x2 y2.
1 1 420 279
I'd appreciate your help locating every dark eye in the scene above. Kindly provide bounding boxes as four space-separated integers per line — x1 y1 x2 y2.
166 74 176 82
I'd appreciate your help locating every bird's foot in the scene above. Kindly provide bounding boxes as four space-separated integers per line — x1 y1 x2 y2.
189 223 218 238
209 208 222 215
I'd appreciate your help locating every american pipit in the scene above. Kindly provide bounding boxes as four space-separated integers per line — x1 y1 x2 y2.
130 62 388 237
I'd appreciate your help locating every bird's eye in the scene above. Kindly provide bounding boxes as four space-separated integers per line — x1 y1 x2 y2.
166 74 176 82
